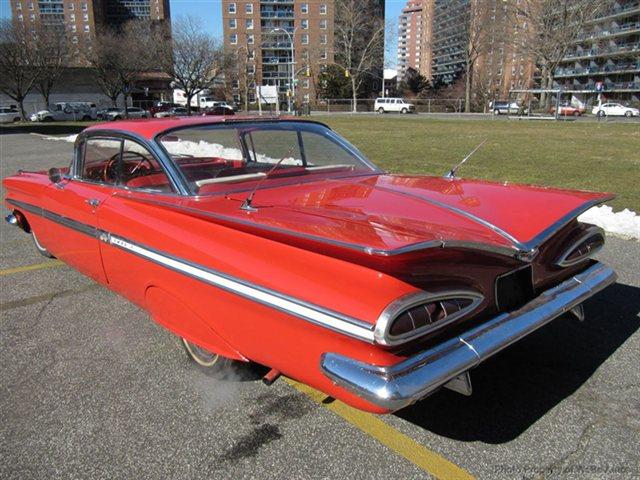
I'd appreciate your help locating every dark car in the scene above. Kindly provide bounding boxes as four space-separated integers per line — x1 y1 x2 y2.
201 106 235 116
149 102 180 117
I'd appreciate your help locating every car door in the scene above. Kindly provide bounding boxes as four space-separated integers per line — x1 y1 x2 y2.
40 136 122 284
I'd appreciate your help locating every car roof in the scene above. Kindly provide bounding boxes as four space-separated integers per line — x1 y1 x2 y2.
83 115 314 140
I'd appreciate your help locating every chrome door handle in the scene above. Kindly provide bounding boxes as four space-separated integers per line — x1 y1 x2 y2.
85 198 100 207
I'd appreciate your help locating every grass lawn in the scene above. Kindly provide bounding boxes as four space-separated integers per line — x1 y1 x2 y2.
320 116 640 213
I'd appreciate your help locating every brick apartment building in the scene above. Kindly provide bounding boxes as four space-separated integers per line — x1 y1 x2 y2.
396 0 430 82
222 0 334 105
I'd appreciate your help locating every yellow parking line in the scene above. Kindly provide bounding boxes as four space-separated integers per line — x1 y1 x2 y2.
0 260 64 276
284 378 475 480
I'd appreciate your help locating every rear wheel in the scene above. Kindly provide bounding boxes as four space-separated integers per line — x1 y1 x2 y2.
573 110 580 116
597 110 605 117
493 109 500 115
32 231 55 258
625 111 633 118
43 116 54 122
182 338 235 374
377 107 385 114
401 107 408 114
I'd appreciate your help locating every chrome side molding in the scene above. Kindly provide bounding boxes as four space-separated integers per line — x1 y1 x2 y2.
321 262 616 411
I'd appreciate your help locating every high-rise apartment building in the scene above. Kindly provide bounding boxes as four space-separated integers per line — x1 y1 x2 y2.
396 0 429 81
10 0 170 47
222 0 334 105
552 1 639 103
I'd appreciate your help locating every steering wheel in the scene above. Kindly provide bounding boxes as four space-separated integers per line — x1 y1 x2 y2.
103 151 154 183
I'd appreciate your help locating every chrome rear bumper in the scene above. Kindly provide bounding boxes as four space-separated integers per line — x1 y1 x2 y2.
321 262 616 412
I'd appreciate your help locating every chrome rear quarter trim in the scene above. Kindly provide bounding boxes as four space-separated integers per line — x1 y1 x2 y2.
321 262 617 412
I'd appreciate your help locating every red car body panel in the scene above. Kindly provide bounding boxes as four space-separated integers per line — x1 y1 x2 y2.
3 118 615 413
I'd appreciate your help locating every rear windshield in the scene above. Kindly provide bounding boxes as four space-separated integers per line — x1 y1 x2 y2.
156 121 377 195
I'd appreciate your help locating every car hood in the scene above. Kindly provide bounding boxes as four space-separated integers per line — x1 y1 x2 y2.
170 174 612 259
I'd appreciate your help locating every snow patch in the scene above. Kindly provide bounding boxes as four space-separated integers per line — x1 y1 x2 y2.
43 134 78 142
578 205 640 240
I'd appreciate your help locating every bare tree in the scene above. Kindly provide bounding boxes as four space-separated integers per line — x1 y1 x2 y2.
157 16 231 115
510 0 609 107
333 0 385 112
86 20 160 114
0 20 40 120
33 25 73 107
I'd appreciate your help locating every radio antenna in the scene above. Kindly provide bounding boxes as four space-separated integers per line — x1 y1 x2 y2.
444 138 488 179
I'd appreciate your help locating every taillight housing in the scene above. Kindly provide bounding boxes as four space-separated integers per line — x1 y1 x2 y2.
555 226 605 268
374 290 484 346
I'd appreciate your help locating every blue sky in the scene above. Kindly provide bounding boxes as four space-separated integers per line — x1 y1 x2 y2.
0 0 403 65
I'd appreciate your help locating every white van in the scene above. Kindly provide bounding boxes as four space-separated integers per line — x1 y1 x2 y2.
375 98 415 114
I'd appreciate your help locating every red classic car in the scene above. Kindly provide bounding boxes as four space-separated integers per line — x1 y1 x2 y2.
3 117 616 413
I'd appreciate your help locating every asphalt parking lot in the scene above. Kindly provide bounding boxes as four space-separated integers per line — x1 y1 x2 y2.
1 132 639 479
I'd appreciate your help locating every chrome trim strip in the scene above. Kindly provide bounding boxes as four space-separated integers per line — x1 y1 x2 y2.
373 290 485 346
555 226 605 268
8 198 375 342
321 262 617 411
105 234 375 342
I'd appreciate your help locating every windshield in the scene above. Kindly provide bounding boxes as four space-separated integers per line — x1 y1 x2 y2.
156 121 378 195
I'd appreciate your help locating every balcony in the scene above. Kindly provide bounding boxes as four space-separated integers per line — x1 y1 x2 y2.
260 10 295 19
261 26 295 34
262 56 292 64
589 2 640 24
554 61 640 78
563 42 640 61
260 0 294 4
261 41 293 49
578 21 640 42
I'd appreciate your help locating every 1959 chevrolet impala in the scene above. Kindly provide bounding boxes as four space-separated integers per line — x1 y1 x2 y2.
3 117 617 413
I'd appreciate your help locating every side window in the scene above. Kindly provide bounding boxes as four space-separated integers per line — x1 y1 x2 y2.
81 138 122 184
301 131 357 168
118 139 174 192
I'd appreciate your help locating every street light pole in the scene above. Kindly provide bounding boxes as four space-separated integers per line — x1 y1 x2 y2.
269 27 295 113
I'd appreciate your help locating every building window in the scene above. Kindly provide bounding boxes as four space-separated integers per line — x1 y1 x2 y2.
301 34 309 44
320 51 327 59
320 34 327 45
29 13 35 20
320 3 327 14
232 79 239 88
82 2 87 11
28 2 33 10
72 36 78 44
69 3 74 10
84 25 90 32
245 3 252 14
301 49 309 60
319 19 327 29
70 24 76 32
247 34 254 44
247 64 255 74
248 49 254 59
16 2 21 10
70 13 75 21
83 13 88 21
228 3 236 14
246 19 253 29
229 33 237 44
301 19 308 29
303 78 309 89
229 18 236 28
303 93 310 103
17 14 23 21
301 3 308 14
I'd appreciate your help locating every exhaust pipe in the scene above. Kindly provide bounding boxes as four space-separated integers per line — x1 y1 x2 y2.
262 368 281 386
5 214 18 226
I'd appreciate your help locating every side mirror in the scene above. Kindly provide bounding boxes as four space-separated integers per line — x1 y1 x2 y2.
48 167 63 184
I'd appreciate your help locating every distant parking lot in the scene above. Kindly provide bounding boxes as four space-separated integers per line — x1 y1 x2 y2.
1 129 639 479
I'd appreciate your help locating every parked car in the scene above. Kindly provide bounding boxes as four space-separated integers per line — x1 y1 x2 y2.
549 104 586 116
105 107 151 121
3 117 616 414
201 105 235 116
30 102 97 122
489 101 521 115
96 107 122 120
149 101 180 117
0 106 21 123
591 102 639 117
375 98 416 114
155 107 189 118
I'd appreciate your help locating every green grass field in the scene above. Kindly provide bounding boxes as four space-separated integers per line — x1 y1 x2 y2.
320 116 640 212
